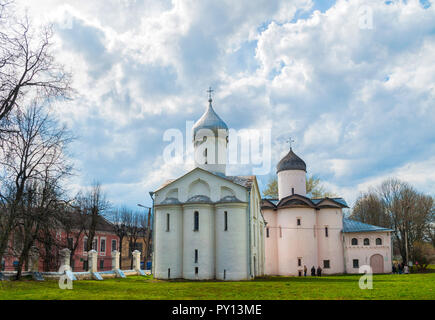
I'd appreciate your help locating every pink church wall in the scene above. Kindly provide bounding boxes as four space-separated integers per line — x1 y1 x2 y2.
276 208 318 276
344 232 392 274
316 208 344 274
263 209 278 275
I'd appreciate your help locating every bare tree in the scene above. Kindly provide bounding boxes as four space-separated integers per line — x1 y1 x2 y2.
0 3 71 126
111 207 130 267
0 105 73 272
352 178 434 264
126 211 144 269
77 182 110 255
140 208 152 264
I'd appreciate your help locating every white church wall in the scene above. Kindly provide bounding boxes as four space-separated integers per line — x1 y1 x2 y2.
194 132 228 175
278 170 307 199
249 182 266 278
215 203 249 280
155 169 247 204
183 204 215 280
316 208 345 274
344 232 392 274
154 206 183 279
276 207 318 276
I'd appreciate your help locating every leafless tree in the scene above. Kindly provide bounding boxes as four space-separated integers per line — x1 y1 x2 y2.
77 182 110 254
0 2 71 127
0 105 73 273
140 208 152 264
351 178 434 264
110 207 130 268
126 211 144 269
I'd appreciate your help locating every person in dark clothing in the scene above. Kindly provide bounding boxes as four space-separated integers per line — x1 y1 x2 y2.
311 266 316 276
304 265 308 277
317 266 322 277
392 264 397 274
398 263 403 274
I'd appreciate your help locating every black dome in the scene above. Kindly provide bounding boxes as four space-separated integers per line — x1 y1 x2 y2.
277 149 307 173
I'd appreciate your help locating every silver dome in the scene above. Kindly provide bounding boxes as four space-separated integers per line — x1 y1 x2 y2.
193 99 228 138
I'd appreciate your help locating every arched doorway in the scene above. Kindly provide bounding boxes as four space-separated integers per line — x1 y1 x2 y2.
370 254 384 274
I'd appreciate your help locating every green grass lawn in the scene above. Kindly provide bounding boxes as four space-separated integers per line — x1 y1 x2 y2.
0 273 434 300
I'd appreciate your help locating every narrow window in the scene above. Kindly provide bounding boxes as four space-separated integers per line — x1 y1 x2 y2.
168 268 171 279
298 258 302 267
266 227 270 238
297 218 301 226
292 188 295 195
351 238 358 246
195 249 198 264
83 237 88 253
325 227 329 238
111 239 117 252
166 213 170 232
224 270 226 280
92 238 98 251
224 211 228 231
376 238 382 246
323 260 330 269
279 226 282 238
205 149 208 164
100 239 106 253
364 238 370 246
195 267 199 275
353 259 359 269
194 211 199 231
99 259 104 270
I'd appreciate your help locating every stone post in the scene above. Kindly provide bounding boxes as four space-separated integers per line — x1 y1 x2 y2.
88 250 98 273
59 248 71 271
28 246 40 272
112 250 120 270
132 250 141 271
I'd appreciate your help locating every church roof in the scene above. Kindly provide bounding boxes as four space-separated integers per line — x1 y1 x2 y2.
261 197 349 209
193 100 228 137
343 218 393 233
277 148 307 173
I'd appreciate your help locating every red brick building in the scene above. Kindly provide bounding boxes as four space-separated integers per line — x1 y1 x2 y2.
1 215 119 273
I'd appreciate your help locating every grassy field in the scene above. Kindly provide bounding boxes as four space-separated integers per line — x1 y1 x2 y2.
0 273 434 300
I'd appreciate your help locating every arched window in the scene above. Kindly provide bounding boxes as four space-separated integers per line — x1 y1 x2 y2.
364 238 370 246
351 238 358 246
376 238 382 245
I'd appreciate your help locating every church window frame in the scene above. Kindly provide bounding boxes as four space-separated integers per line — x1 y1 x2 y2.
323 260 330 269
266 227 270 238
297 218 301 226
194 211 200 231
195 249 199 264
364 238 370 246
351 238 358 246
325 226 329 238
298 258 302 267
224 211 228 231
353 259 359 269
376 238 382 246
166 213 170 232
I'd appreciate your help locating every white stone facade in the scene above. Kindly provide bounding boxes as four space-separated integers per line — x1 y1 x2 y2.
153 168 265 280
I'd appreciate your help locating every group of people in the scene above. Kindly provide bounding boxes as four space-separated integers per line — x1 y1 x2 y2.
392 262 410 274
302 265 323 277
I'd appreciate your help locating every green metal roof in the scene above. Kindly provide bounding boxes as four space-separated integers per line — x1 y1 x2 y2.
343 218 393 233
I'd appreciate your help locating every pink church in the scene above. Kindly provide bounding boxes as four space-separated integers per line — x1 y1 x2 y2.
262 148 393 275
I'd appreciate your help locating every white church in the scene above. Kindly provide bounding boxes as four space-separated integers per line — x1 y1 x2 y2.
152 92 393 280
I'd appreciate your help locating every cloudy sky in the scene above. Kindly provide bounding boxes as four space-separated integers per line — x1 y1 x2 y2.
14 0 435 209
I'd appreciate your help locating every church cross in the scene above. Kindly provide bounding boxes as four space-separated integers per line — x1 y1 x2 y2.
287 137 295 150
207 87 214 102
